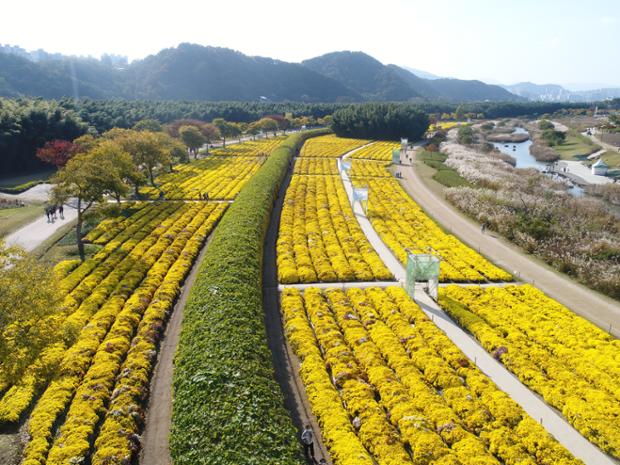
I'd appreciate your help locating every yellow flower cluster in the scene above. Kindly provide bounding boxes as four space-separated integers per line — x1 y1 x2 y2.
277 174 391 283
8 202 226 465
300 134 370 158
350 141 401 161
293 157 339 175
140 156 263 200
358 177 512 282
282 286 581 465
439 284 620 460
429 121 468 132
349 160 391 178
209 136 285 156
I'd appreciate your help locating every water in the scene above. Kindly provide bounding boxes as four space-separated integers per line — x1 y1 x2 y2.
492 128 586 198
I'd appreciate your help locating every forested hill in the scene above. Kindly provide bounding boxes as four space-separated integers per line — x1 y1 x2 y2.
0 44 519 102
301 51 520 102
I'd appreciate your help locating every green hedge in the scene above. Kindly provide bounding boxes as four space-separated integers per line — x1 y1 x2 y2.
171 129 328 465
0 180 44 194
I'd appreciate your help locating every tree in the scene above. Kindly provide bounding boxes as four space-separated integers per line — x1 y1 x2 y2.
179 125 206 159
36 139 78 167
0 241 62 385
255 117 278 137
133 118 164 132
52 145 133 260
213 118 236 147
200 123 220 153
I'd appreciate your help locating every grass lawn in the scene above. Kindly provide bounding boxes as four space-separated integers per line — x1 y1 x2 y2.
553 130 600 160
0 203 43 237
418 150 471 188
601 150 620 169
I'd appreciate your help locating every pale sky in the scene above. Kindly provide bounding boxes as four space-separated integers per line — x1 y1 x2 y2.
3 0 620 88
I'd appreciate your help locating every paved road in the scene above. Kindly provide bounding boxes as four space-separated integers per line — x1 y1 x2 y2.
398 157 620 338
558 160 613 185
5 204 77 251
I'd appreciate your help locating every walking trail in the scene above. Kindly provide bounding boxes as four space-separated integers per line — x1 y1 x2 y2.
398 154 620 338
5 203 77 252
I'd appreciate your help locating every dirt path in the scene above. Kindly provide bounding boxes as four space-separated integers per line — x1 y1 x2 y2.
139 232 215 465
262 155 332 465
399 155 620 337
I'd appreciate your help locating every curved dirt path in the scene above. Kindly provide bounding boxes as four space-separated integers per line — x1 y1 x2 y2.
140 232 216 465
263 154 332 464
399 155 620 337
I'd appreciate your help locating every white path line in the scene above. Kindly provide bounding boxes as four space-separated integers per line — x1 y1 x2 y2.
5 204 77 252
338 158 406 282
335 154 616 465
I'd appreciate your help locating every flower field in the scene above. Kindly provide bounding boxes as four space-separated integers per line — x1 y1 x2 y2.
140 156 264 200
350 140 400 161
282 286 581 465
300 134 370 157
349 159 391 178
439 284 620 460
209 136 286 156
0 201 227 465
357 177 512 282
277 174 391 283
293 157 339 175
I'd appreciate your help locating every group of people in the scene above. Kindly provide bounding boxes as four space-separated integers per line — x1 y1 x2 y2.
198 192 209 200
44 204 64 222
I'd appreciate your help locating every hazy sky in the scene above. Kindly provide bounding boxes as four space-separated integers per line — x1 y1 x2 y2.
3 0 619 88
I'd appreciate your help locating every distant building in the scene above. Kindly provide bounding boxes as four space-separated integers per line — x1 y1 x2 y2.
592 159 609 176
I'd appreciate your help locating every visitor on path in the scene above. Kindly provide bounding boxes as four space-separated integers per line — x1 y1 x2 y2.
50 205 57 220
58 204 64 219
481 222 487 234
301 425 315 461
44 206 50 223
203 192 209 201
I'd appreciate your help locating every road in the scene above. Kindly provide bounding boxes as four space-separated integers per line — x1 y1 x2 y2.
4 203 77 251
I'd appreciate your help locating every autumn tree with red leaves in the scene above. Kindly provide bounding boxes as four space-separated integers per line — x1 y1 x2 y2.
36 140 78 167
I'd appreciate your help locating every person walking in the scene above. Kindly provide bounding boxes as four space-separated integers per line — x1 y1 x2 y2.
50 205 57 220
481 222 487 234
44 206 50 223
58 204 64 219
300 425 315 462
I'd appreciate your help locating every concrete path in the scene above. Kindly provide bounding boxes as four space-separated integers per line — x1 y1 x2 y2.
338 157 406 282
558 160 613 185
0 183 53 203
413 284 617 465
398 157 620 338
5 203 77 252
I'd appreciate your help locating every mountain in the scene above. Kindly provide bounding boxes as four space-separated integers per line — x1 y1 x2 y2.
125 44 359 101
0 43 519 102
402 66 442 80
302 51 521 102
504 81 620 102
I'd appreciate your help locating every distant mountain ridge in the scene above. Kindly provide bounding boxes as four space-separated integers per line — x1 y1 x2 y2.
503 81 620 102
0 43 519 102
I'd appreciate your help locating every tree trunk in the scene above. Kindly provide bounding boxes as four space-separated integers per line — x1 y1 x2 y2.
76 199 85 261
222 137 226 148
148 167 155 186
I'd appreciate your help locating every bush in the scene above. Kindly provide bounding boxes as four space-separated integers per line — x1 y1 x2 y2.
171 129 328 465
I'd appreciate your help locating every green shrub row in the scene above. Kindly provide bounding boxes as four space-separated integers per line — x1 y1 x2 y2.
0 180 44 194
171 129 328 465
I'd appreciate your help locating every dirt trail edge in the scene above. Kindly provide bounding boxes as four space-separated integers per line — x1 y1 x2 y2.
140 231 216 465
263 155 332 465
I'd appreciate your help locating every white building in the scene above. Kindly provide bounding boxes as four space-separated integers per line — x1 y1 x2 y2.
592 159 609 176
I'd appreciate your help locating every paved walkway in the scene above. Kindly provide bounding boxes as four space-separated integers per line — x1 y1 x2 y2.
399 157 620 338
558 160 613 185
5 204 77 252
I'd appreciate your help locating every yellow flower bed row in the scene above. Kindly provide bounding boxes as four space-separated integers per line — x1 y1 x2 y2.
209 136 285 156
83 202 150 244
439 284 620 460
300 134 370 158
293 157 339 175
350 140 400 161
20 202 227 465
277 174 391 283
349 160 391 178
140 156 263 200
0 202 189 422
357 177 512 282
282 286 581 465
